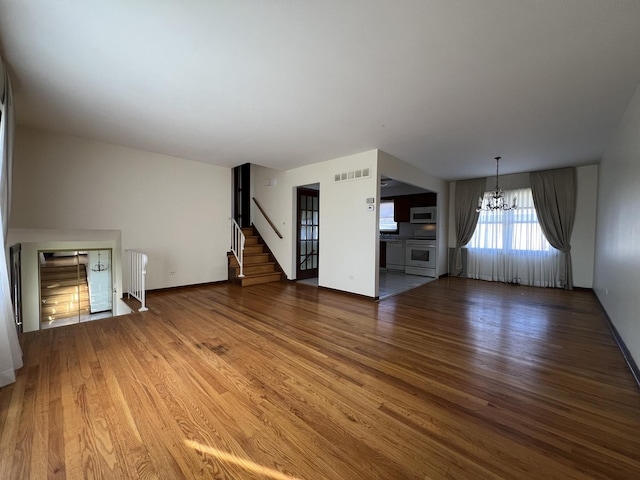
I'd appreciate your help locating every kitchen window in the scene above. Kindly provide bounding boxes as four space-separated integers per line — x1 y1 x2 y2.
379 200 398 233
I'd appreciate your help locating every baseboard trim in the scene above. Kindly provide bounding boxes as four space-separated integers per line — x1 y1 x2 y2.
594 293 640 390
147 280 228 296
317 285 375 301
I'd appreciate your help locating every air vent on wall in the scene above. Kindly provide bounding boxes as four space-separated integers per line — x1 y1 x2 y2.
334 167 371 183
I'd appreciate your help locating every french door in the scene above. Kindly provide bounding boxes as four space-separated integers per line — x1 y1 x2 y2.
296 188 319 280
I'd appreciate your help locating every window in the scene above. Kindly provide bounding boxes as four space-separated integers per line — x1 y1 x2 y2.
379 200 398 233
468 188 553 251
466 187 560 287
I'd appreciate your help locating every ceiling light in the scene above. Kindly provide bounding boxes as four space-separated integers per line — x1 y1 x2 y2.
91 251 108 272
476 156 517 212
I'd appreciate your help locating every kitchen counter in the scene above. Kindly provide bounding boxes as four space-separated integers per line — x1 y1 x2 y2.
380 235 412 241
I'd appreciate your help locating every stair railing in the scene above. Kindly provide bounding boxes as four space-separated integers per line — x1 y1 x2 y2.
126 249 149 312
252 197 283 239
230 218 245 278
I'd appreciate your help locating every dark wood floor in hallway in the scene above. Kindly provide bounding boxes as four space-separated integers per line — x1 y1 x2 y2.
1 277 640 479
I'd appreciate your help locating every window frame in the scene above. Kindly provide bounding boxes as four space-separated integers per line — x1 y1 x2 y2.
379 199 399 234
468 188 554 253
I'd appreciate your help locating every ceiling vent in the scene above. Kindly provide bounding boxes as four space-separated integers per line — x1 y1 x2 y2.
334 167 371 183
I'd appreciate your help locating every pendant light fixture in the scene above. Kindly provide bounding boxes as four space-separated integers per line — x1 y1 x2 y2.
91 251 108 272
476 156 517 212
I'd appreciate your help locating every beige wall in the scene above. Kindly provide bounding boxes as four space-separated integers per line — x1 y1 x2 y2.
11 128 232 294
594 83 640 366
573 165 598 287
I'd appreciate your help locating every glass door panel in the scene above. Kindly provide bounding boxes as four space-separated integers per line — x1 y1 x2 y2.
39 248 113 329
297 187 319 280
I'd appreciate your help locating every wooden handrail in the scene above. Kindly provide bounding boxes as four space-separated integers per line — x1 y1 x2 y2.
252 197 283 239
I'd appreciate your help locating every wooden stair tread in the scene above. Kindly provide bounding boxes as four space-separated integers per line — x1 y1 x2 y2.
232 262 275 271
228 226 284 286
42 306 91 316
41 281 88 288
40 263 91 324
244 245 266 254
237 272 282 287
241 271 281 279
41 271 88 279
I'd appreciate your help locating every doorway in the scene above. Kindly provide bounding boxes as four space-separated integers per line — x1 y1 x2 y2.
296 186 319 280
39 249 113 329
233 163 251 228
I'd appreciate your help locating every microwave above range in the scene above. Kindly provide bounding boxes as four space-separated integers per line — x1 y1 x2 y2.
410 206 437 224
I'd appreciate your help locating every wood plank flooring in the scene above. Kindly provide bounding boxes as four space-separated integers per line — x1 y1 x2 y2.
1 277 640 479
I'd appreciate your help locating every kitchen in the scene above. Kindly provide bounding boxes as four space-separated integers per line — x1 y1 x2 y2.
379 180 438 299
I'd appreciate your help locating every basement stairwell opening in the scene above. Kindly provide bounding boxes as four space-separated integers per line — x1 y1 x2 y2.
39 249 113 329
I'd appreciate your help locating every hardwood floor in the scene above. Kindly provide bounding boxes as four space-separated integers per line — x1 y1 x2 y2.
1 277 639 479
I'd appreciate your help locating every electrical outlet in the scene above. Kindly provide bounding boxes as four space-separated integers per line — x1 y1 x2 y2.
169 271 176 276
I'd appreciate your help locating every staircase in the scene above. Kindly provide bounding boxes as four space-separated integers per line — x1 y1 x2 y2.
228 227 283 286
40 264 90 323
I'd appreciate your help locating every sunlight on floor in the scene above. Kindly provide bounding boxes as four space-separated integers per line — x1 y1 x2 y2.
185 440 301 480
40 310 114 329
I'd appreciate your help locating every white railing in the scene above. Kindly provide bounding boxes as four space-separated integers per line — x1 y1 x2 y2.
230 218 245 278
126 249 149 312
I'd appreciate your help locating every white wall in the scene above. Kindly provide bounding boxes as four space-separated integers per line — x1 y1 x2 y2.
573 165 598 288
251 149 450 298
252 150 379 297
11 128 231 292
378 150 450 278
594 84 640 366
447 165 597 288
86 249 112 312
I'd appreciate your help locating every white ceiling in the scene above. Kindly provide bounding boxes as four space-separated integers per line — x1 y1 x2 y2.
1 1 640 181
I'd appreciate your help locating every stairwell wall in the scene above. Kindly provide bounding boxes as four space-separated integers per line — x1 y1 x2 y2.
10 128 231 302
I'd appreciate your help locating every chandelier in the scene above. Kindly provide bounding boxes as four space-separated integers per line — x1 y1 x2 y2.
476 156 517 212
91 251 108 272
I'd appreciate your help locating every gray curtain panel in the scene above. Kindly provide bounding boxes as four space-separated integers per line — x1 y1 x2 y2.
453 177 487 275
1 55 23 388
530 167 577 289
1 65 14 240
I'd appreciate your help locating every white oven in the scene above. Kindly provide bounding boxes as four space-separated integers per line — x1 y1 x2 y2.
405 239 436 277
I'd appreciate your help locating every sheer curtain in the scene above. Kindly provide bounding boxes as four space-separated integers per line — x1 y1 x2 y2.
466 187 561 287
0 57 23 388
